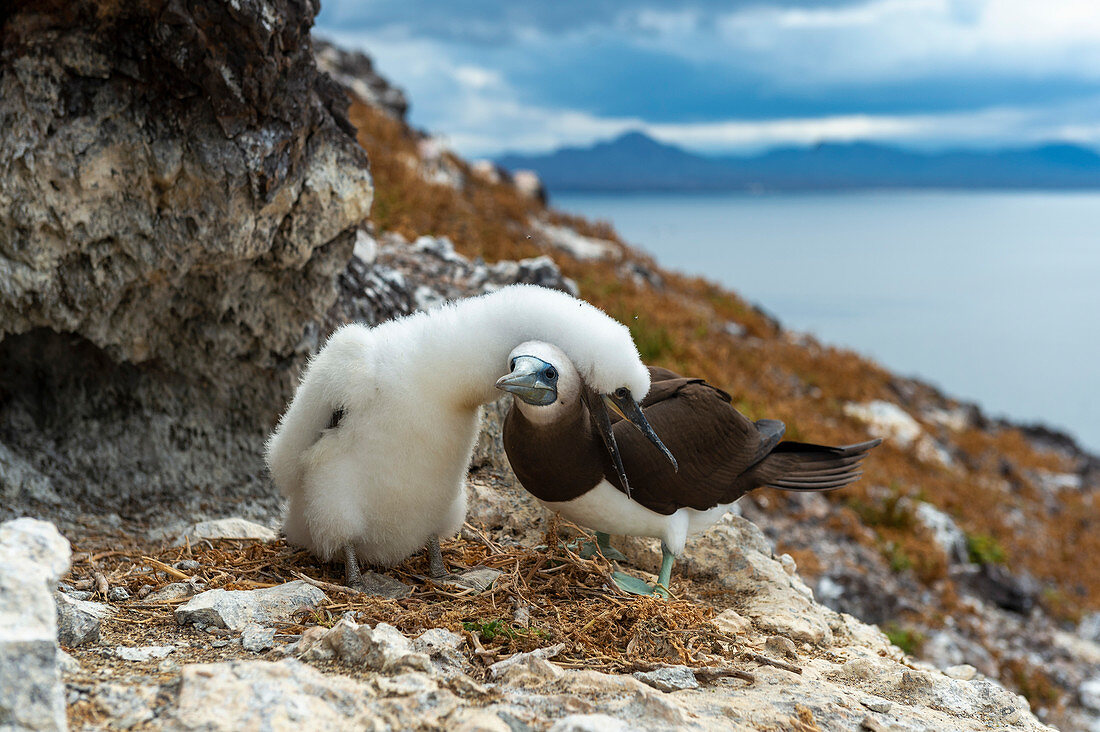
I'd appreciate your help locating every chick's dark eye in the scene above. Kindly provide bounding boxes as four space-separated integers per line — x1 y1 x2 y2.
615 387 628 398
544 366 557 380
509 358 516 371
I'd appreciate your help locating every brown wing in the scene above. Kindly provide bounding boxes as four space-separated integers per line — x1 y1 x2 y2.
603 378 772 514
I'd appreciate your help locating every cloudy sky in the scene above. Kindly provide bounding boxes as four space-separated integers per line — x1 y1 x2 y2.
316 0 1100 157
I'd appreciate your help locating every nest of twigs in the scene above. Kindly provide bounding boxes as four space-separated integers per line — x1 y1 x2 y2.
67 518 754 674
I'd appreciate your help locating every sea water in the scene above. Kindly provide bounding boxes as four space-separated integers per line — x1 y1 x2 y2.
554 190 1100 454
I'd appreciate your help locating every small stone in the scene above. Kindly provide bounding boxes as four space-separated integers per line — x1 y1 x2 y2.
447 708 512 732
944 664 977 681
175 580 327 631
108 586 131 602
175 560 201 572
374 672 437 696
93 683 157 729
55 592 114 647
136 584 154 599
441 567 502 593
1080 675 1100 712
113 645 175 662
57 650 81 674
489 647 566 688
175 518 277 545
764 635 799 660
632 665 700 692
241 624 276 652
711 609 752 636
860 697 893 713
548 714 631 732
146 582 198 603
778 553 798 576
356 571 413 599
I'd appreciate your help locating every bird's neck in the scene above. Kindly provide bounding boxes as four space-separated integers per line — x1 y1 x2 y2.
411 298 563 410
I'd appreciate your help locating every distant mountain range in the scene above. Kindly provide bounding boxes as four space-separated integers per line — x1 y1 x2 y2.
496 131 1100 192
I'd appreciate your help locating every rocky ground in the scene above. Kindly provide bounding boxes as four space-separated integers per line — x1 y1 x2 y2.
3 1 1100 730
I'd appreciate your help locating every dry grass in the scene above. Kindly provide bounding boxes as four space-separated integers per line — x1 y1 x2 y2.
64 520 762 675
344 98 1098 622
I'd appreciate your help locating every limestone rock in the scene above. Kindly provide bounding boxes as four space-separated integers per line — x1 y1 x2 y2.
0 518 70 732
113 645 175 662
92 684 157 730
632 666 700 692
298 617 431 673
489 643 566 683
55 592 114 647
0 0 372 516
548 715 631 732
175 518 277 544
241 624 276 653
175 580 327 631
172 660 383 730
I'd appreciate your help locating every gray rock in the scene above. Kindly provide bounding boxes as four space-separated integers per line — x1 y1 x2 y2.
764 635 799 660
548 714 631 732
944 664 977 681
175 518 277 545
55 592 113 647
108 586 131 602
489 644 566 685
914 502 969 564
632 666 700 692
241 624 276 653
298 617 431 673
1082 676 1100 712
0 519 70 732
0 0 372 519
172 660 385 730
441 567 503 593
175 580 327 631
92 684 156 729
1080 612 1100 644
860 698 893 713
146 582 202 604
113 645 175 662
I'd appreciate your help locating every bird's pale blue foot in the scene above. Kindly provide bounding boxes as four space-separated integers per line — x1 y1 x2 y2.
611 543 676 599
579 531 628 561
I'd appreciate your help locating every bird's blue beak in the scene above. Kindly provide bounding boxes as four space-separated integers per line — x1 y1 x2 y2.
495 356 558 406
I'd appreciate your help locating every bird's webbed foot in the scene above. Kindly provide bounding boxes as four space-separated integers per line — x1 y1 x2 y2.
578 531 628 561
342 545 412 599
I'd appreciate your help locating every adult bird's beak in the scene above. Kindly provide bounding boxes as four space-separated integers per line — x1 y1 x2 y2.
603 391 678 472
495 356 558 406
590 389 678 499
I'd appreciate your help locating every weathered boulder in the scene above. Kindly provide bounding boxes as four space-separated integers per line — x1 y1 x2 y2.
175 580 327 631
0 518 71 731
0 0 372 517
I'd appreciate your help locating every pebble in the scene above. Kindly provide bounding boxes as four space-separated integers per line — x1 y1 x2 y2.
632 665 700 692
764 636 799 660
944 664 977 681
241 624 276 652
860 697 893 713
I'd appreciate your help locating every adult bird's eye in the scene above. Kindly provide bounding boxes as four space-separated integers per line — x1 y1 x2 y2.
545 366 557 380
615 387 628 398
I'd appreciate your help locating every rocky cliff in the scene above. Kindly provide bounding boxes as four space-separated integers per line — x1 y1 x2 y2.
0 0 371 515
1 4 1098 731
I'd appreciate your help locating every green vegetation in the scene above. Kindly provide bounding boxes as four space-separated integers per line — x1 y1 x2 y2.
882 623 925 656
966 532 1007 566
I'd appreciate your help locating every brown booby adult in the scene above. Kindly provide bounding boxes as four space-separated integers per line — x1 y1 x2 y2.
496 341 882 597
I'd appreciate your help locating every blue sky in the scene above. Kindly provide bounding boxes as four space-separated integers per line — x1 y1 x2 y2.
316 0 1100 158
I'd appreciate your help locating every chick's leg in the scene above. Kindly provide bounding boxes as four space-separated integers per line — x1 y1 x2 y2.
428 534 448 579
343 544 363 588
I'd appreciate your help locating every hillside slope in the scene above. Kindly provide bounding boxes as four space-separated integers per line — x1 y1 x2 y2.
336 49 1100 729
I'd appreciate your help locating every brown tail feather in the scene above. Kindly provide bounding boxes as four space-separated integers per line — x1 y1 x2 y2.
753 438 882 492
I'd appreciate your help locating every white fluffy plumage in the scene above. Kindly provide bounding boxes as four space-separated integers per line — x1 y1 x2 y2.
265 284 649 567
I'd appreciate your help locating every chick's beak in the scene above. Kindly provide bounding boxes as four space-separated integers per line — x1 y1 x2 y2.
495 356 557 406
